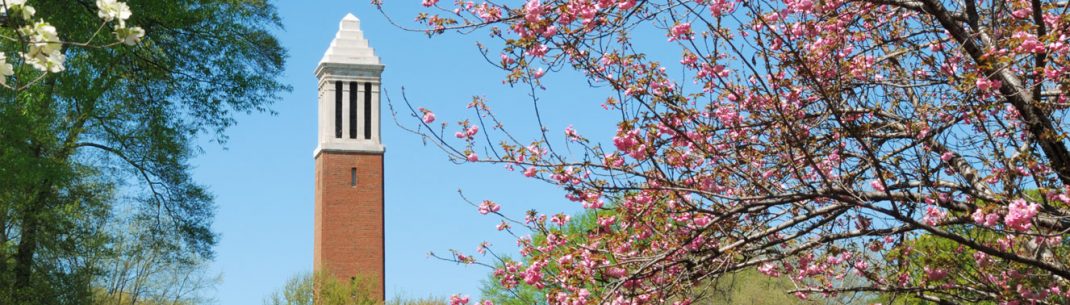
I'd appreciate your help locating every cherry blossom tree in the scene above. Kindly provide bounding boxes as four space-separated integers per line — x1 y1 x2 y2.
388 0 1070 304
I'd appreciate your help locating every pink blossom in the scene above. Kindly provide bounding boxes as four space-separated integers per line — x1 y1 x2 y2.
973 251 990 267
455 252 472 263
1011 7 1032 19
680 52 698 66
421 109 436 124
787 0 813 13
598 215 616 229
475 3 502 22
541 26 557 38
976 77 1002 92
533 68 545 79
499 53 514 65
1004 199 1040 231
923 206 946 226
496 221 510 231
450 295 470 305
985 213 1000 227
422 0 439 7
757 262 779 276
582 198 604 209
467 153 479 162
478 200 501 215
524 0 544 22
972 208 986 224
522 263 543 285
854 260 869 272
925 266 948 281
940 151 954 162
605 267 627 278
870 180 886 192
564 125 579 139
550 213 570 226
527 44 549 57
668 23 693 41
523 167 537 177
972 209 1001 227
707 0 736 17
466 125 480 137
1014 31 1046 54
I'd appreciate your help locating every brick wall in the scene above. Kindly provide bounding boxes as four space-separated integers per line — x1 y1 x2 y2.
314 151 384 300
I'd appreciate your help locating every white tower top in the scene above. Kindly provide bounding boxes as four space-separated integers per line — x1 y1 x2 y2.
314 13 385 157
319 13 381 66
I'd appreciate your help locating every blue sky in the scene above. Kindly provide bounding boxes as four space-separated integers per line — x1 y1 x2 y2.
192 0 620 303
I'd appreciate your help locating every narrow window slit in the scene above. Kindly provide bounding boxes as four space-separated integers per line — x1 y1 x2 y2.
350 167 357 187
334 81 343 138
364 83 372 140
349 82 358 139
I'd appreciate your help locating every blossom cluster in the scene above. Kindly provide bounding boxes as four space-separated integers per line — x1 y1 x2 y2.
0 0 145 86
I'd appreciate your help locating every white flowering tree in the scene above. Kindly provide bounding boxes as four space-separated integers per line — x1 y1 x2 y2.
0 1 287 304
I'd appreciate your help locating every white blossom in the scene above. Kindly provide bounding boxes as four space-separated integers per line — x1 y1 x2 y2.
19 5 33 20
1 0 33 20
114 26 144 46
21 21 65 73
0 0 27 12
0 53 14 85
0 0 144 86
96 0 131 26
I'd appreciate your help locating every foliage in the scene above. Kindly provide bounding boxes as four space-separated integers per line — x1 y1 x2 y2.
264 272 316 305
265 272 441 305
0 0 288 303
90 212 221 305
386 296 449 305
392 0 1070 304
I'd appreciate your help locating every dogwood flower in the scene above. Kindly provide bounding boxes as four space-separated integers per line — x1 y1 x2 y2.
0 0 27 15
0 53 13 85
97 0 132 26
114 26 144 45
2 1 34 20
21 21 65 73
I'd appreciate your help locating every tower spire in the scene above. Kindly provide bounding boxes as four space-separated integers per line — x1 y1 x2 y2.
314 12 386 301
314 11 384 157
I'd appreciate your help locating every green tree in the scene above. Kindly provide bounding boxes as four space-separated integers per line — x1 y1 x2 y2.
0 0 288 303
265 272 440 305
90 212 221 305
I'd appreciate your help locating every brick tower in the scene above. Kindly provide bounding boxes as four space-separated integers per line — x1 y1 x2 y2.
313 13 385 300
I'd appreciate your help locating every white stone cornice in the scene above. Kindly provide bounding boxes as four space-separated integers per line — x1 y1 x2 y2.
315 62 384 83
313 143 386 159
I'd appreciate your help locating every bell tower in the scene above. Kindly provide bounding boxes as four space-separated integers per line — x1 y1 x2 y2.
313 12 385 300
